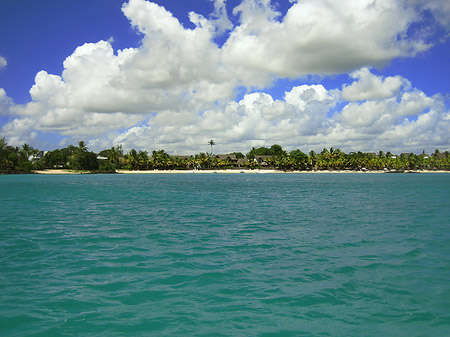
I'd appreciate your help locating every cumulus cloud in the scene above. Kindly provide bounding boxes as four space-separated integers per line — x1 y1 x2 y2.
222 0 431 85
0 88 13 116
2 0 234 145
0 56 6 69
1 116 38 146
104 69 449 154
2 0 449 152
342 68 407 101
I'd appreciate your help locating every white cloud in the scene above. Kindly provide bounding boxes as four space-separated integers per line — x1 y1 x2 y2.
341 68 407 101
222 0 431 86
2 0 449 153
0 56 6 69
1 116 37 146
411 0 450 33
101 68 449 154
3 0 234 142
208 0 233 34
0 88 13 116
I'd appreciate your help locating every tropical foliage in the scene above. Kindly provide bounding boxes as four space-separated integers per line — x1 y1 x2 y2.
40 142 99 171
0 137 449 173
0 137 41 173
247 144 287 159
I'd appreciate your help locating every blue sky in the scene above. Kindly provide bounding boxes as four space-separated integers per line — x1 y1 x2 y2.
0 0 449 154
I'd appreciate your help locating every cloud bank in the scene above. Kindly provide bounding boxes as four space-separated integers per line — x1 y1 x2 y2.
1 0 449 153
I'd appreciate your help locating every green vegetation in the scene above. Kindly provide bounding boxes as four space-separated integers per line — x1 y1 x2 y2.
208 139 215 155
247 144 287 159
0 138 41 173
0 137 449 173
40 142 100 171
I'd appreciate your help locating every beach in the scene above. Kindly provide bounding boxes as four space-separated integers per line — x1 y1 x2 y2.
32 169 449 174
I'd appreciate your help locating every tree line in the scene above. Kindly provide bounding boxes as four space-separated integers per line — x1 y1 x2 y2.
0 137 449 173
0 139 100 173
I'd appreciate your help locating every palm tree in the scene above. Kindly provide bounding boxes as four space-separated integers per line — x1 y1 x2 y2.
126 149 138 169
208 139 215 155
108 146 119 165
137 150 149 170
309 150 317 169
78 141 87 152
21 143 32 157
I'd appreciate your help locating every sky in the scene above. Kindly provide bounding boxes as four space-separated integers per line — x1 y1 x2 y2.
0 0 449 155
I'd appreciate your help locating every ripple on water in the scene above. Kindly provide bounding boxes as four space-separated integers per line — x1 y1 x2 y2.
1 173 449 336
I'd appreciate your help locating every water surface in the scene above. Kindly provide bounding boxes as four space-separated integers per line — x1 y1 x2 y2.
1 173 449 336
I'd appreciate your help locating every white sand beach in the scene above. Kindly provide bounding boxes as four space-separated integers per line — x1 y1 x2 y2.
33 169 80 174
116 169 278 174
32 169 449 175
114 169 449 174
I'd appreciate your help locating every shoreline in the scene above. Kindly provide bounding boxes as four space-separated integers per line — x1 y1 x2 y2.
31 169 450 175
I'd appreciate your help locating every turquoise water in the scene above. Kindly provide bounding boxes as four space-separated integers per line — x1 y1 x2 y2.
1 173 449 336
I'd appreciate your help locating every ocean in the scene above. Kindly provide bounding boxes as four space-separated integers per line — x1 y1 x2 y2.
1 173 449 336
